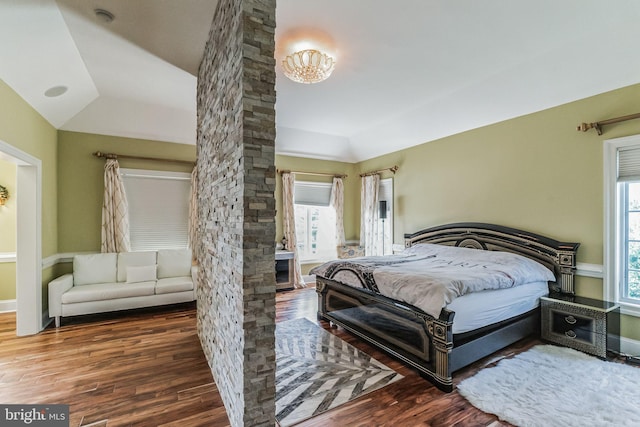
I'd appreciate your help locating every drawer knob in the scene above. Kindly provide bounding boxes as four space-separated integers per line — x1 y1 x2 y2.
565 330 577 339
565 315 577 325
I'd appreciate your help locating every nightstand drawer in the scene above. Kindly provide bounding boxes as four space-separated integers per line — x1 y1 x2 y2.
541 294 620 359
550 311 594 335
547 307 600 351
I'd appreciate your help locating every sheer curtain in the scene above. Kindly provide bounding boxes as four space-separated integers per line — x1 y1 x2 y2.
330 176 346 246
282 172 305 288
101 159 131 253
188 166 198 260
360 174 380 256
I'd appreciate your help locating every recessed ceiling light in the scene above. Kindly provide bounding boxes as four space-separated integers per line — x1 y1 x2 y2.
94 8 115 23
44 86 68 98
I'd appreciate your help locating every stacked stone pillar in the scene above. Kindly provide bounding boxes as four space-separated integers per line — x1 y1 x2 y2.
195 0 276 425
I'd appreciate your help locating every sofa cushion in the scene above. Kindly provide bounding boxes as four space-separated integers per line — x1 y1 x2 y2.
157 249 192 279
74 253 117 286
126 265 157 284
156 277 193 295
61 282 155 304
117 251 157 282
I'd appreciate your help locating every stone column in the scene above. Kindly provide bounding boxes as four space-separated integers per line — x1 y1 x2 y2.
195 0 277 425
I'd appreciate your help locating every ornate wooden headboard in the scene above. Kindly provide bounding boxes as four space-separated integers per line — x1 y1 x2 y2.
404 223 580 294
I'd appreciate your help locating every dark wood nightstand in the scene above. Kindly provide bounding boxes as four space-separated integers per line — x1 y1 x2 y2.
275 251 294 291
541 293 620 358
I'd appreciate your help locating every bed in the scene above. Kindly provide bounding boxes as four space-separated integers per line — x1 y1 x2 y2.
313 223 579 392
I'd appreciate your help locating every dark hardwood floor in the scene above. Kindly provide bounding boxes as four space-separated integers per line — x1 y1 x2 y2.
0 288 535 426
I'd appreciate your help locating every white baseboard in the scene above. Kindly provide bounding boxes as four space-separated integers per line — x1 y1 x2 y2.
620 336 640 357
41 309 52 329
303 274 316 285
0 299 16 313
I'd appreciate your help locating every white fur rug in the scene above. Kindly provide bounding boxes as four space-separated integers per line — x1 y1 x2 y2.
458 344 640 427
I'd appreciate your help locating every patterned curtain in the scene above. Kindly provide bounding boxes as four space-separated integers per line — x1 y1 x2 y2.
360 174 380 256
101 159 131 253
282 172 305 288
188 166 198 261
330 176 346 246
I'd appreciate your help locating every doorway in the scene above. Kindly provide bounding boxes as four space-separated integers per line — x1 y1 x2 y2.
0 139 42 336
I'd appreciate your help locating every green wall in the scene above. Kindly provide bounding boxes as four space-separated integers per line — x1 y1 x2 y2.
357 82 640 340
57 131 196 253
0 159 16 251
0 79 58 305
0 159 16 300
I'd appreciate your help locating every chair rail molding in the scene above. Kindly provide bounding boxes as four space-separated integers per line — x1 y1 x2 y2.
575 262 603 279
42 252 96 269
0 252 16 263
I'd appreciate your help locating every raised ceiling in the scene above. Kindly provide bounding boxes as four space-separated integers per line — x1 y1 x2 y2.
1 0 640 163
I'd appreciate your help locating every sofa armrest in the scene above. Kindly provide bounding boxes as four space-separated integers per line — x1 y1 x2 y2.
48 274 73 318
191 265 199 285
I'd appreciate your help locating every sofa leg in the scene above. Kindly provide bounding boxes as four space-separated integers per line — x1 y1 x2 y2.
55 316 60 328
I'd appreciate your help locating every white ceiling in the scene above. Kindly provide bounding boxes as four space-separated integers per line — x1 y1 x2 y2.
1 1 640 163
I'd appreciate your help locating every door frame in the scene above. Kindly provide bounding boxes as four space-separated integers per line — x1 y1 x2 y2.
0 139 42 336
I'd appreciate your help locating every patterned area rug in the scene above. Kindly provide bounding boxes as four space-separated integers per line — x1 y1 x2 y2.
458 344 640 427
275 318 403 426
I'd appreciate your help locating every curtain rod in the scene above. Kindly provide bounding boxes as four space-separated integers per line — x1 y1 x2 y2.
577 112 640 136
359 165 399 177
93 151 195 166
277 169 347 179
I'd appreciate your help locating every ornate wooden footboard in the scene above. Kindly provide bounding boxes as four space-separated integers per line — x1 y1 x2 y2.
316 222 580 392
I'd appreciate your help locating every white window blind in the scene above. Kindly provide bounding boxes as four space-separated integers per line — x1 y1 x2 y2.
618 146 640 182
293 181 336 262
121 169 191 251
294 181 332 206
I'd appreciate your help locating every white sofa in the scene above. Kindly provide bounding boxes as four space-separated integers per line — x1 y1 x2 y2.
48 249 196 327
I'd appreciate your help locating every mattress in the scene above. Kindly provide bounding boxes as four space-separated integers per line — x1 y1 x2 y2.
311 243 555 318
446 280 549 334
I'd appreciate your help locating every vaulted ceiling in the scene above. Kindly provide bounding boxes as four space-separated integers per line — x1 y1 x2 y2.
1 0 640 163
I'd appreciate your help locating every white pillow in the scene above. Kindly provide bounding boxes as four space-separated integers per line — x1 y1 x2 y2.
157 249 192 279
74 253 117 286
117 251 157 282
126 265 157 284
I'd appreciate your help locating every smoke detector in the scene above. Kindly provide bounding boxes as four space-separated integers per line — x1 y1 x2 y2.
94 8 115 23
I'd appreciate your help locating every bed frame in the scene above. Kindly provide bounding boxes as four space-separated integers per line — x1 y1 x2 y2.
316 222 580 392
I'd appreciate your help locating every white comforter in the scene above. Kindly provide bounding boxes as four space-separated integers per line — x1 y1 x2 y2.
311 243 555 318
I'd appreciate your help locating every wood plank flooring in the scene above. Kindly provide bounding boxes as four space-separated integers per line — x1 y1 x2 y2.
0 288 536 426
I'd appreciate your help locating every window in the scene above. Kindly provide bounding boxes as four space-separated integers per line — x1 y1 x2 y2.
121 169 191 251
377 178 393 255
604 135 640 316
622 182 640 300
293 181 337 262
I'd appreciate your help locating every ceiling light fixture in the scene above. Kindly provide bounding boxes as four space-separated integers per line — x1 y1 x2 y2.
282 49 335 84
44 86 68 97
94 8 115 23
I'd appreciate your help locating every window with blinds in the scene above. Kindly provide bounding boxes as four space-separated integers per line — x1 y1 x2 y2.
604 135 640 316
120 169 191 251
293 181 337 262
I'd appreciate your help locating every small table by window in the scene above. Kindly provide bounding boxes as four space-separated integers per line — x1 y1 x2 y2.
275 251 294 291
541 293 620 359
